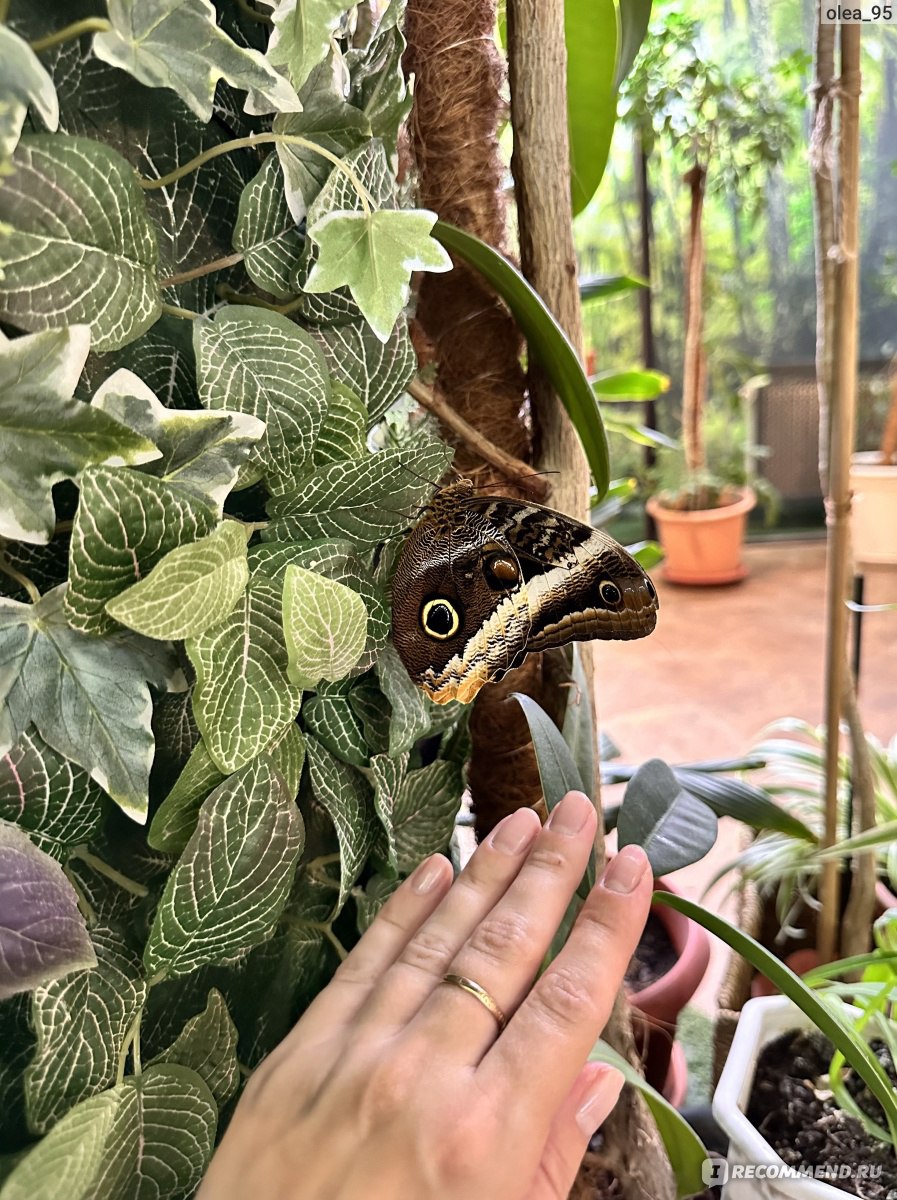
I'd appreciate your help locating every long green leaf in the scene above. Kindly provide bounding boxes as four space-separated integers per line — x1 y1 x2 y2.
432 221 609 496
589 1039 706 1198
566 0 618 215
653 890 897 1136
579 273 647 301
511 693 594 902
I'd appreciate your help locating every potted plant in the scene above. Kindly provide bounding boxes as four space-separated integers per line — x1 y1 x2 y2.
850 362 897 566
621 19 798 584
713 911 897 1199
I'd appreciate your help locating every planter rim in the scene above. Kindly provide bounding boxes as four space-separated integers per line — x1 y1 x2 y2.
850 451 897 474
647 486 756 525
713 995 862 1200
626 876 711 1017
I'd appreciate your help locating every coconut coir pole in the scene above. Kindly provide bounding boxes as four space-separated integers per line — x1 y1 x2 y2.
506 3 675 1198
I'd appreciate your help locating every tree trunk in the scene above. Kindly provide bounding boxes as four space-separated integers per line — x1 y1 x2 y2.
507 3 676 1198
681 164 707 480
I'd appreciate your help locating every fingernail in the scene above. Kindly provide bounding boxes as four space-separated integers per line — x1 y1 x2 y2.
602 845 648 894
546 791 592 836
490 809 539 855
575 1066 625 1135
411 855 448 894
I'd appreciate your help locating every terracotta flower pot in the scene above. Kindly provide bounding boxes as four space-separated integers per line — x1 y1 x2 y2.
849 452 897 565
647 487 756 586
627 877 712 1100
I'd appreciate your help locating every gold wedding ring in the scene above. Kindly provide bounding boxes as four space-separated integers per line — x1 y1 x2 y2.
441 973 508 1032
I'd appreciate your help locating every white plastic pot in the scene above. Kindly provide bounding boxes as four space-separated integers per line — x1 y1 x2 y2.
850 452 897 566
713 996 870 1200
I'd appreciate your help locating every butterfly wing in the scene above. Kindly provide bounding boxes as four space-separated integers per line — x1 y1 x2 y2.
390 488 658 704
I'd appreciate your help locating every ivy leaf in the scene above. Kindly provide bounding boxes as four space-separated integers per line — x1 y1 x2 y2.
268 0 351 93
391 760 462 873
306 208 452 342
313 383 368 464
0 731 106 860
0 136 161 351
3 1065 216 1200
0 821 97 1002
65 465 218 637
149 989 240 1108
312 316 416 422
347 9 411 154
290 140 395 325
24 929 146 1134
0 587 177 822
272 69 371 223
143 755 305 981
195 306 330 490
0 328 159 545
377 643 431 756
94 0 302 122
266 442 451 543
305 737 376 911
187 577 303 774
92 368 264 509
148 722 305 855
282 564 368 689
105 520 249 641
233 155 304 300
0 26 58 162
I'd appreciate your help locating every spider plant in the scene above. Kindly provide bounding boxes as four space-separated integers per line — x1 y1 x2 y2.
713 718 897 939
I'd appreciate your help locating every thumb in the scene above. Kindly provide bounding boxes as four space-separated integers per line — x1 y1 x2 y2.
527 1063 625 1200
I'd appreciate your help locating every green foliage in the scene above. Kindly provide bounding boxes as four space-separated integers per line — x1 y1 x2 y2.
0 3 468 1193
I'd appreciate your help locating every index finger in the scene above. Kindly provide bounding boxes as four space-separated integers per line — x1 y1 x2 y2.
477 845 652 1112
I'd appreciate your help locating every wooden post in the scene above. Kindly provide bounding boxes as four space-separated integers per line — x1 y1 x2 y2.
817 14 861 964
507 3 675 1197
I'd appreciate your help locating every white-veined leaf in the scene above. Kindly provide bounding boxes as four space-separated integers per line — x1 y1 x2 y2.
187 577 303 774
195 306 330 490
305 737 376 911
0 136 161 351
312 316 416 423
149 989 240 1108
105 521 249 641
282 565 367 688
143 755 304 980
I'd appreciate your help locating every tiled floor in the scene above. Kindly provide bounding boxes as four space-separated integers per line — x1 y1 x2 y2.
594 540 897 1013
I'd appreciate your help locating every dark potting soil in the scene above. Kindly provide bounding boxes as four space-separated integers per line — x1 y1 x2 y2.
624 911 678 993
747 1028 897 1198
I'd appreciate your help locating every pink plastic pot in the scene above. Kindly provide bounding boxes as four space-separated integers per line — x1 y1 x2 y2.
627 877 712 1100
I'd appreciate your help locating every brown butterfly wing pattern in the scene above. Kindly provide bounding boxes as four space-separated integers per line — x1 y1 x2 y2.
390 480 659 704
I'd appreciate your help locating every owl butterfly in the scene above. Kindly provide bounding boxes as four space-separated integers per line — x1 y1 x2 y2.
391 478 658 704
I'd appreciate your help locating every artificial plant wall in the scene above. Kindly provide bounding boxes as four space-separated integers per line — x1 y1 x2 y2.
0 1 470 1193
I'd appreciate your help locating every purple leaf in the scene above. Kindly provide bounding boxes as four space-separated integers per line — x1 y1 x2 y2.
0 819 96 999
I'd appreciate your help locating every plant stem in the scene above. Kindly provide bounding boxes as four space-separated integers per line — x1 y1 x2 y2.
64 866 97 927
73 848 149 898
0 0 11 25
408 378 550 501
160 302 200 321
284 915 348 961
138 134 374 215
117 1008 144 1085
160 251 245 289
235 0 273 22
30 17 111 52
0 554 40 604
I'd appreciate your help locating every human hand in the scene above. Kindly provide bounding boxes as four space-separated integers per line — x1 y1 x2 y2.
198 791 652 1200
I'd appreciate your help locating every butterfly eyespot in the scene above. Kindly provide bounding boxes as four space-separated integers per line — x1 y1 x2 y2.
599 581 622 606
421 598 461 640
484 554 520 589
